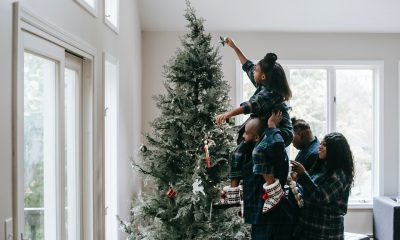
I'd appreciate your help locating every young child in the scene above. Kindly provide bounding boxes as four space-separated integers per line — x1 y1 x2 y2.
215 37 293 213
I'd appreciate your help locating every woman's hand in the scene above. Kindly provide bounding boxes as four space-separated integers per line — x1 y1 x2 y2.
290 171 299 182
291 160 306 175
268 110 282 128
215 112 231 125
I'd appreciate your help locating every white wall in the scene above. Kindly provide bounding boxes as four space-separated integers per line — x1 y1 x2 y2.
142 31 400 235
0 0 141 239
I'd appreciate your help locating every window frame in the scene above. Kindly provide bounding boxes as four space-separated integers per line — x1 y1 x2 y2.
236 59 384 208
75 0 98 17
103 52 119 240
65 52 84 240
22 32 66 240
13 3 100 239
103 0 119 34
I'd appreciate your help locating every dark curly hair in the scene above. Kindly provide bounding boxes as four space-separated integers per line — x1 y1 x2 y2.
258 53 292 100
323 132 355 186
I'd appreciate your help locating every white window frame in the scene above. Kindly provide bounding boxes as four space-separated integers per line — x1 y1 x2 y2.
75 0 98 17
236 60 384 208
103 52 119 240
65 52 83 240
103 0 119 34
22 31 65 240
13 3 102 239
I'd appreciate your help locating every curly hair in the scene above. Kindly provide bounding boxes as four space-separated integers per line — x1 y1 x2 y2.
323 132 355 186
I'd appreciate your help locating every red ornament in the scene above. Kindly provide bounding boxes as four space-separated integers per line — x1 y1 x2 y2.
220 191 227 199
262 191 268 200
166 186 176 198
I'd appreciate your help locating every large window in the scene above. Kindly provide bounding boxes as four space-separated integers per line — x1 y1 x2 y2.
21 31 84 240
237 61 382 205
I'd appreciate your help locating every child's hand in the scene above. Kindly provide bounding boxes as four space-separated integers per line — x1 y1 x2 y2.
224 37 236 48
290 160 305 175
268 110 282 128
215 113 230 125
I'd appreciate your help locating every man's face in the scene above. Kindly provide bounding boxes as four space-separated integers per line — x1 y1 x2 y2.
292 131 303 150
243 125 258 143
253 64 266 84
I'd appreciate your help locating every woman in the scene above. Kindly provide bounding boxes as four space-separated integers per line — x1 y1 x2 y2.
291 132 354 240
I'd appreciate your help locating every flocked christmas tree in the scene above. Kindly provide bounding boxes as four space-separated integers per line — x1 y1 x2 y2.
119 2 250 239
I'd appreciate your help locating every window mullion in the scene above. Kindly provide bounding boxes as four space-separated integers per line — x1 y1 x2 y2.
58 57 67 240
372 67 380 197
327 67 336 132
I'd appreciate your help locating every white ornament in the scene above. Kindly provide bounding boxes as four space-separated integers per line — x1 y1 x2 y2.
192 179 205 196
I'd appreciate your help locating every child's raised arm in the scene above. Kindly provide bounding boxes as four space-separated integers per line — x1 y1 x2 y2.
225 37 248 65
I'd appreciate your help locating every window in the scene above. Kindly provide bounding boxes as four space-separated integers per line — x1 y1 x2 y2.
14 6 99 239
237 60 382 205
104 54 119 240
21 31 84 240
24 50 57 240
65 53 83 240
75 0 98 17
104 0 119 33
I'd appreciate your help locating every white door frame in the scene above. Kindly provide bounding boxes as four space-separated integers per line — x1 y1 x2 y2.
12 2 103 239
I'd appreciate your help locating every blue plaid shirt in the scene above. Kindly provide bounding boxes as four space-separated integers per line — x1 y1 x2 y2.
294 137 320 171
240 60 293 147
241 128 294 225
296 162 350 240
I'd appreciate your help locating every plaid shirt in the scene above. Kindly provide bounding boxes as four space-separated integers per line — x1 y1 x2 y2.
294 137 320 171
229 140 255 179
296 163 351 240
241 128 293 225
239 60 293 147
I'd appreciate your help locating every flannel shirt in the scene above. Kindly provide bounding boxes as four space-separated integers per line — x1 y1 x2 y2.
229 140 255 179
294 137 320 171
296 163 351 240
252 128 287 176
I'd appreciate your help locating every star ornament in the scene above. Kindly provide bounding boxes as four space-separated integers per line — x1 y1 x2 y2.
218 36 228 46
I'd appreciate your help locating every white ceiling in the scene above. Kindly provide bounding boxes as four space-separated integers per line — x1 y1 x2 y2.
138 0 400 33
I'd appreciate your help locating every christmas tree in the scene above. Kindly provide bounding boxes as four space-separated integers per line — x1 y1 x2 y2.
120 2 250 239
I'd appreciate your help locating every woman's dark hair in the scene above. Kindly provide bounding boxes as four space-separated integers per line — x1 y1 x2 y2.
258 53 292 100
324 132 355 186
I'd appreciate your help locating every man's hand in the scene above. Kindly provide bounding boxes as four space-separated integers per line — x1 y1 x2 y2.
290 160 306 175
268 110 282 128
215 113 230 125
